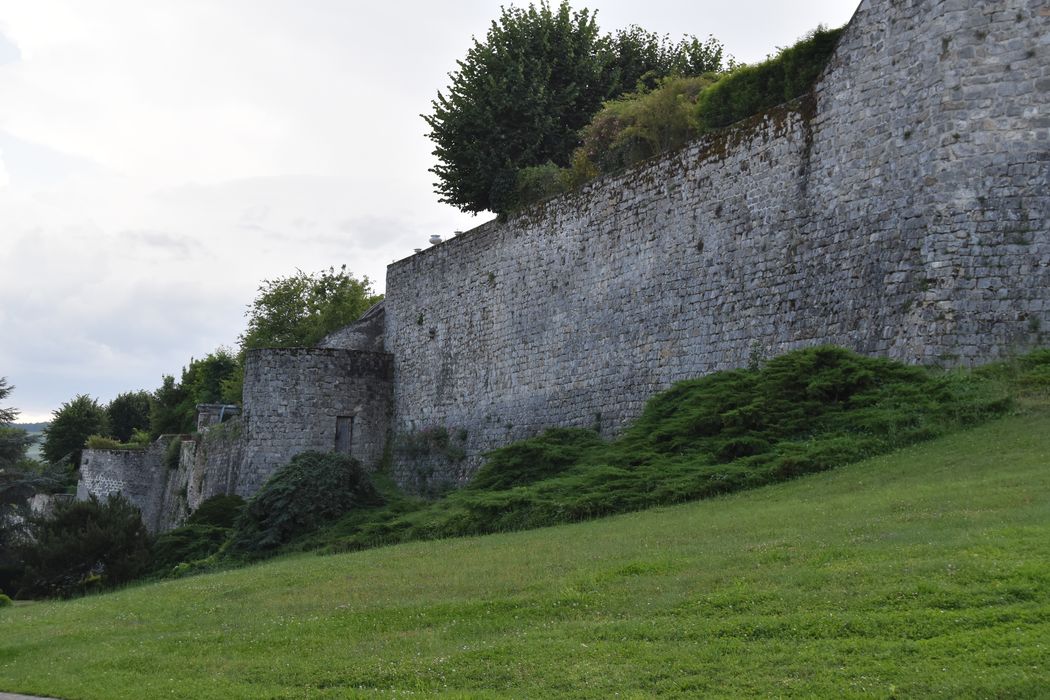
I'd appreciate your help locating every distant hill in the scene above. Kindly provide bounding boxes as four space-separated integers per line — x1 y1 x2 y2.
13 422 49 433
12 422 48 459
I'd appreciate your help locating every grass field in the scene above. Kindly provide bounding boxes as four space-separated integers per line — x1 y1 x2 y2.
2 412 1048 698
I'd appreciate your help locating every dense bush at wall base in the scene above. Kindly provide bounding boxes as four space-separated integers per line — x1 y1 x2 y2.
187 494 245 529
144 494 247 576
94 346 1043 584
314 346 1028 554
149 524 232 577
226 451 383 559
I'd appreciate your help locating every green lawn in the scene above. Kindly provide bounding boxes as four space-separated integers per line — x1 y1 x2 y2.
2 412 1048 698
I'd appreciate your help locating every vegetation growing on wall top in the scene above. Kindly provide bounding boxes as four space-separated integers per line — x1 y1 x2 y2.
425 0 725 214
239 266 382 352
503 25 844 213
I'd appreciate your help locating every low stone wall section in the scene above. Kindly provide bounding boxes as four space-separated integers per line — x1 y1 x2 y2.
78 441 172 533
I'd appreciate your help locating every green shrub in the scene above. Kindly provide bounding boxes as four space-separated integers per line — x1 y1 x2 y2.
695 26 843 130
129 429 153 447
0 593 11 607
507 26 843 210
16 494 151 599
577 74 713 174
149 524 230 576
187 494 245 529
164 437 183 471
469 428 605 491
512 163 570 210
227 452 383 558
85 434 144 450
320 346 1015 554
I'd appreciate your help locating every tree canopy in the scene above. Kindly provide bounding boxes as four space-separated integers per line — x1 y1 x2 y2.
106 391 151 443
424 0 724 214
42 395 108 468
0 378 18 425
16 493 151 599
149 350 241 437
238 265 382 352
0 378 31 470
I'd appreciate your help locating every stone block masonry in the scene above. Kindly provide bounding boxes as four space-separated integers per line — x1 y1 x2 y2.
239 348 393 496
384 0 1050 485
79 348 393 533
78 440 174 533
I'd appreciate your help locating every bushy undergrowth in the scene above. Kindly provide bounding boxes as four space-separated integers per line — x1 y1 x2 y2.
16 494 151 599
467 428 605 491
149 524 231 577
137 346 1043 575
146 495 247 576
187 494 245 529
507 26 844 211
313 346 1027 554
226 451 383 559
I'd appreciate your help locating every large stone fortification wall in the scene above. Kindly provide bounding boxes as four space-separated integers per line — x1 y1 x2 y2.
239 348 393 496
384 0 1050 485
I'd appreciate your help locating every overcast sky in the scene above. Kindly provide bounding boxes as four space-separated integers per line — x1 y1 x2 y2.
0 0 859 422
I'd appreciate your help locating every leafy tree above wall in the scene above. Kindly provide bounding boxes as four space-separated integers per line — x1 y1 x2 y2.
424 0 724 215
238 265 382 351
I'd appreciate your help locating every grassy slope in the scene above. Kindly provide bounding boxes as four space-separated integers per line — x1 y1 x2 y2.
2 413 1049 699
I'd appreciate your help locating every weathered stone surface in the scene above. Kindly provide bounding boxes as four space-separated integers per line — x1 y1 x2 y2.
239 348 393 496
77 441 172 533
79 427 246 533
318 301 387 352
384 0 1050 485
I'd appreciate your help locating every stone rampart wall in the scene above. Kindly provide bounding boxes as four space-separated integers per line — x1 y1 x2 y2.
319 301 386 352
239 348 393 496
384 0 1050 485
77 441 171 533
